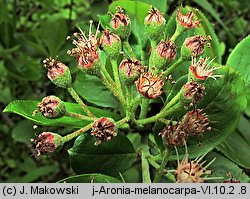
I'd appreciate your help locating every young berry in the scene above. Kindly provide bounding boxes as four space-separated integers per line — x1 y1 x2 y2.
91 118 117 145
144 6 166 41
100 29 122 59
119 58 142 84
136 72 164 99
181 35 212 60
37 95 66 119
181 80 206 107
43 58 72 88
153 39 176 68
31 132 63 156
110 6 131 40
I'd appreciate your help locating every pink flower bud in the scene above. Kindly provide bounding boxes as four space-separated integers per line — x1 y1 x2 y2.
91 118 117 145
136 72 164 99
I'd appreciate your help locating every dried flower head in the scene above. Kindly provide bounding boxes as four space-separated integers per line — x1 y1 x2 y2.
176 8 200 29
189 57 222 80
37 96 66 119
67 21 99 70
119 58 142 83
144 6 166 40
185 35 212 56
91 118 117 145
110 6 131 39
182 80 206 106
176 154 213 183
136 72 164 99
160 122 188 146
154 40 176 66
43 57 72 88
31 132 63 156
100 29 121 58
182 109 211 136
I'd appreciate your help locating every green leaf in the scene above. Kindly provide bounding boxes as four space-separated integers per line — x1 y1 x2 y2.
135 0 168 13
11 120 35 144
217 116 250 168
4 100 120 128
58 174 121 183
191 0 236 45
74 72 119 108
205 152 249 182
69 133 137 176
227 34 250 116
161 66 247 160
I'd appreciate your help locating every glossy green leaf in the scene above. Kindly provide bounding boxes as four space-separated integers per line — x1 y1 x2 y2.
74 72 119 109
4 100 120 128
11 120 35 144
227 34 250 116
69 133 137 176
205 152 249 182
58 173 121 183
217 116 250 168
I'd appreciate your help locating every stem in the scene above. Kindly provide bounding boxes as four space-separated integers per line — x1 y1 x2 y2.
153 149 170 183
139 98 149 119
62 123 92 143
149 40 157 70
116 117 129 128
67 86 95 118
161 57 183 78
123 40 136 59
140 135 151 183
65 111 96 121
100 62 116 88
136 101 180 125
99 73 127 111
148 156 176 182
111 59 126 107
171 25 185 41
158 118 177 125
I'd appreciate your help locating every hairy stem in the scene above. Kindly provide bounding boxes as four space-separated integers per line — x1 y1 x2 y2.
123 40 136 59
65 111 96 121
62 123 92 143
153 149 170 183
67 86 95 118
140 135 151 183
161 57 183 78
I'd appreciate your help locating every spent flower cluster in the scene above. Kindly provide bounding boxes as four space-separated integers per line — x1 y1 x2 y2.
29 5 225 183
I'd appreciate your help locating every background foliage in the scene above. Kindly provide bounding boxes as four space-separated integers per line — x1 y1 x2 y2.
0 0 250 182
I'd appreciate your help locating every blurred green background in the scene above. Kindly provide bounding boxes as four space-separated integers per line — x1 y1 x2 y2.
0 0 250 182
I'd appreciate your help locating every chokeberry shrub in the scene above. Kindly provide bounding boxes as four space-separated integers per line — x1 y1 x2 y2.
4 1 250 183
